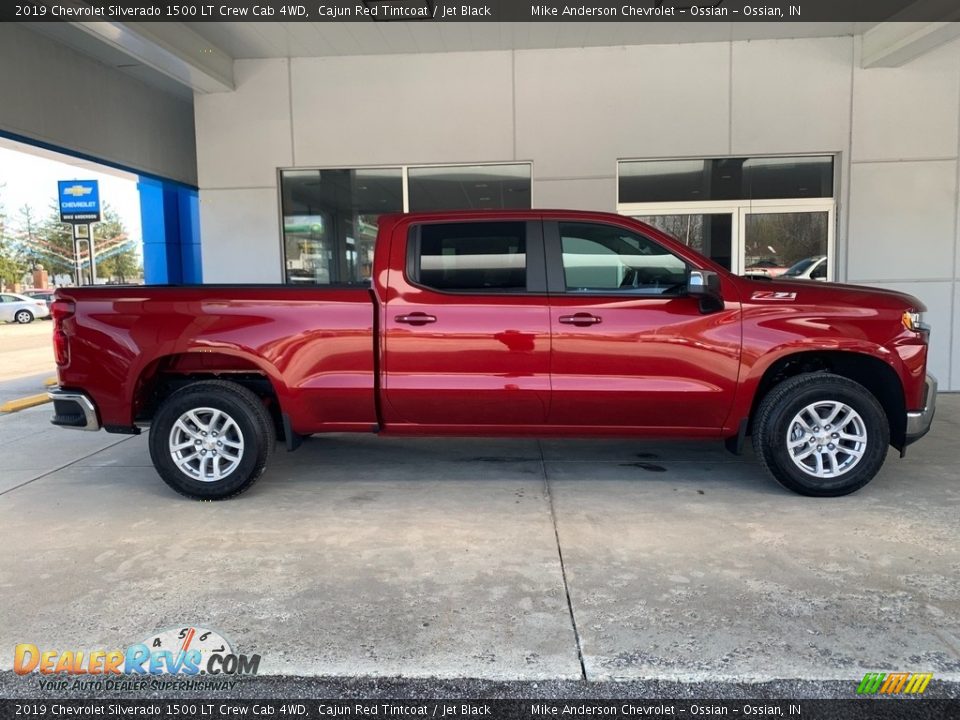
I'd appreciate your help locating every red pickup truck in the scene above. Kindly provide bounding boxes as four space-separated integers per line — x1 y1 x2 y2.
48 210 935 500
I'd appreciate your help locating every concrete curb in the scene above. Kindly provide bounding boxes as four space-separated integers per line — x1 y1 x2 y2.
0 393 51 413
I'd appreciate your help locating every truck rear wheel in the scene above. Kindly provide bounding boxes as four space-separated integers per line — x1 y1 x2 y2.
148 380 275 500
752 373 889 497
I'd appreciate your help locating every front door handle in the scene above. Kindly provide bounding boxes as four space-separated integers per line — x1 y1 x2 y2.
558 313 603 327
395 312 437 326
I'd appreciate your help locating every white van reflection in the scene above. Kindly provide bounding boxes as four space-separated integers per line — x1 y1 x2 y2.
781 255 828 281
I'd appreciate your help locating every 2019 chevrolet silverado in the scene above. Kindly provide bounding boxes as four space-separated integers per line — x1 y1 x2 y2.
48 211 935 500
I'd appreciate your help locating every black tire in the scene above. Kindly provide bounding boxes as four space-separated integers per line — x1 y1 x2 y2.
15 309 33 324
752 373 889 497
148 380 275 500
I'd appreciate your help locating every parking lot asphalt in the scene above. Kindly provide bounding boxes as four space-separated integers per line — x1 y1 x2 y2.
0 395 958 694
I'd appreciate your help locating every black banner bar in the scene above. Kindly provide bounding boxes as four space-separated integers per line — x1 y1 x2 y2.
6 0 960 23
2 699 960 720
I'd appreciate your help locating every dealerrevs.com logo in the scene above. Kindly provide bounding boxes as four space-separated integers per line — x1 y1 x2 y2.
14 626 260 679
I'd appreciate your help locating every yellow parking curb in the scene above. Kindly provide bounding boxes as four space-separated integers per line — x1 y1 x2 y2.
44 377 58 387
0 393 52 413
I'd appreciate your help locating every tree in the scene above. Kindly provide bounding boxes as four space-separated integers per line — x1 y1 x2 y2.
0 187 28 290
35 203 76 279
93 204 141 283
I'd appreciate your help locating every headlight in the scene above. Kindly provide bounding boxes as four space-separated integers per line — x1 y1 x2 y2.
902 310 930 334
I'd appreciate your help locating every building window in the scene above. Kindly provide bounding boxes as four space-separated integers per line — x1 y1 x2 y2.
618 156 834 204
408 164 531 212
279 163 532 285
280 168 402 285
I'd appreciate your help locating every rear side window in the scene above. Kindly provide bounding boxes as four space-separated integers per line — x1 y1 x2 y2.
413 221 527 292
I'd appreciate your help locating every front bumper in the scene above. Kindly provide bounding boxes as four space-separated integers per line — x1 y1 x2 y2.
904 373 937 445
48 389 100 431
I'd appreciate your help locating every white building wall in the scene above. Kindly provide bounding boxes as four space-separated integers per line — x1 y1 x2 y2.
194 37 960 389
847 36 960 391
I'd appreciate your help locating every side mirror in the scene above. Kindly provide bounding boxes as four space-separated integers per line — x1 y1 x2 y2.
687 270 724 313
687 269 719 294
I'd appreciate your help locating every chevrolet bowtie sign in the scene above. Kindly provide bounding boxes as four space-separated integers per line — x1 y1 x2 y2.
58 179 100 223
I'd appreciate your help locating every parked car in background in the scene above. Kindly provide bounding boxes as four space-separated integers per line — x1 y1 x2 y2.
744 258 790 278
22 289 57 317
0 292 51 324
782 255 828 281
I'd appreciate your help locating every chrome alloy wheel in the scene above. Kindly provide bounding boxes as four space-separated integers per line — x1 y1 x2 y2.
169 407 244 482
786 401 867 479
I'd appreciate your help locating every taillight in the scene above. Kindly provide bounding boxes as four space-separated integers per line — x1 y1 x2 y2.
51 299 75 367
54 330 69 366
51 299 75 321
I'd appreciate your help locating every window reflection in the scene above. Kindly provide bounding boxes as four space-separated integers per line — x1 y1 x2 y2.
280 168 402 285
280 164 533 285
633 214 733 270
560 222 687 295
409 164 531 211
619 156 833 203
743 212 829 279
417 222 527 292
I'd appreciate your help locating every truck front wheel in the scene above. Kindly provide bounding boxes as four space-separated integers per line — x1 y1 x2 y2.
148 380 275 500
752 373 889 497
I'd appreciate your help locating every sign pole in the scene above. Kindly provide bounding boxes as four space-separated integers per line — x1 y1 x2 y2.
72 227 83 286
87 224 96 285
57 180 101 287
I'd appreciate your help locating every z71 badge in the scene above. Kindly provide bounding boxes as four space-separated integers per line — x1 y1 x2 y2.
751 290 798 301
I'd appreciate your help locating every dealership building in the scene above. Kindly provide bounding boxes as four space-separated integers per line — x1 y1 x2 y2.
2 20 959 389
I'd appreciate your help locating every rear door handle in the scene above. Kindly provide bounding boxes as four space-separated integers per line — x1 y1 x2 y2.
558 313 602 327
395 312 437 326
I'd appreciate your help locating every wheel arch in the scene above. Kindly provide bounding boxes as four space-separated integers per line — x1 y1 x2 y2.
131 351 288 441
745 350 907 450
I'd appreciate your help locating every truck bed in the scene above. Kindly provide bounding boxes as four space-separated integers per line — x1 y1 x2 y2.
55 285 378 433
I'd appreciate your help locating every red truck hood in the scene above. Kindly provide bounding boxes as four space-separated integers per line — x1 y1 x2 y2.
738 277 927 312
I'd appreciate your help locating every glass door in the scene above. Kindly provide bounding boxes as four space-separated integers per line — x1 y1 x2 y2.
625 208 739 272
739 202 835 281
621 200 835 280
617 155 838 281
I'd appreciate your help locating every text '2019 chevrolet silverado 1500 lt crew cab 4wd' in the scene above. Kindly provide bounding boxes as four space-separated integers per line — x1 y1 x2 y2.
48 211 936 500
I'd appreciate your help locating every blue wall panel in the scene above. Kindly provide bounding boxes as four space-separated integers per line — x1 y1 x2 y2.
139 176 201 284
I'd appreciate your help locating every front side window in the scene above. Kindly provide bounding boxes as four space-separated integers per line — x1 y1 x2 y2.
559 223 687 295
414 222 527 292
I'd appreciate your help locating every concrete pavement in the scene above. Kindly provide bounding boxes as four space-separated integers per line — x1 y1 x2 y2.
0 320 56 406
0 396 958 691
